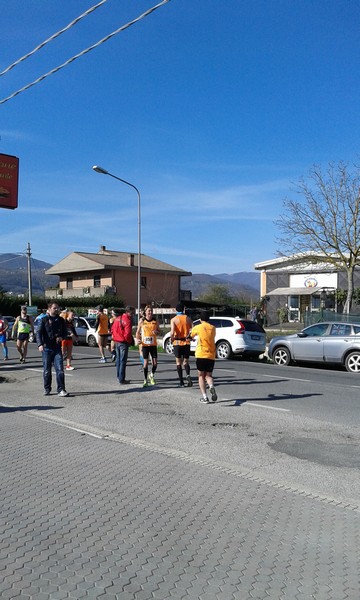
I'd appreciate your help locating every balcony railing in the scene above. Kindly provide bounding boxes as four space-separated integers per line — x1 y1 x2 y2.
45 285 117 299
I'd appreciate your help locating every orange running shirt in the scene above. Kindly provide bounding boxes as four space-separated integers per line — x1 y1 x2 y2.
190 321 216 359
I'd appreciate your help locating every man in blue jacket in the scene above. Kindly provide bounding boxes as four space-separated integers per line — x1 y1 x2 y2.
36 302 69 397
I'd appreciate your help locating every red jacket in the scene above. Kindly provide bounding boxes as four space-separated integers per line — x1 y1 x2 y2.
111 313 133 344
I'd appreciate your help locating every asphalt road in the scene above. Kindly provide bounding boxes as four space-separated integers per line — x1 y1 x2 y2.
2 340 360 508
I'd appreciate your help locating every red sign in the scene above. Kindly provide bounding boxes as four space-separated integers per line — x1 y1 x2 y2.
0 153 19 210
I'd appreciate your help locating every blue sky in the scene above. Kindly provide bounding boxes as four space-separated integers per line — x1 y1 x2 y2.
1 0 359 274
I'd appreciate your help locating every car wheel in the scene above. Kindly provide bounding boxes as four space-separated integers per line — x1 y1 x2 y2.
87 334 97 347
272 346 291 366
345 351 360 373
216 340 232 360
164 338 174 354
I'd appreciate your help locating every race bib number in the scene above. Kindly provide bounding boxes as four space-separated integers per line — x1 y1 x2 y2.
143 335 154 345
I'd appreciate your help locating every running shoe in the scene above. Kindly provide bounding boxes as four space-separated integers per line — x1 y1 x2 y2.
143 379 148 387
209 386 217 402
65 366 75 371
148 374 156 385
186 375 193 387
99 358 107 363
58 390 69 397
200 396 209 404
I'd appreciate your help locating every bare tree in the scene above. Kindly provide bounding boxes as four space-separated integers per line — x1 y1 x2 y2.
146 273 178 308
276 161 360 313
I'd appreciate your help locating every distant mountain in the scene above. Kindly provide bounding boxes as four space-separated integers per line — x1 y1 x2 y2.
214 272 260 289
181 272 260 300
0 252 260 301
0 253 58 296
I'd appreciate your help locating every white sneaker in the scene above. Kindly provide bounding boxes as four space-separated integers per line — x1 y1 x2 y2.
58 390 69 397
200 396 209 404
65 366 75 371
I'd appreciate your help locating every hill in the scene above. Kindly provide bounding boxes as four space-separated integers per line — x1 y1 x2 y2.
0 253 58 296
181 272 260 300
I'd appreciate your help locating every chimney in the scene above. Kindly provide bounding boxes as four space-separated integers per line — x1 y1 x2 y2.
127 253 135 266
99 245 106 253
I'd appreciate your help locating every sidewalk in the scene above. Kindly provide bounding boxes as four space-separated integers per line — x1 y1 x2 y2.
1 359 359 599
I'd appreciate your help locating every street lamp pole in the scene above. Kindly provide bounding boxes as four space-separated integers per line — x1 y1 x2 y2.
92 165 141 320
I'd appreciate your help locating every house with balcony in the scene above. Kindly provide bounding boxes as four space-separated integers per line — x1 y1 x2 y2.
45 245 191 310
254 252 360 325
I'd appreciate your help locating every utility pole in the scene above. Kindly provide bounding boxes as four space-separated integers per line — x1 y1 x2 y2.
27 242 32 306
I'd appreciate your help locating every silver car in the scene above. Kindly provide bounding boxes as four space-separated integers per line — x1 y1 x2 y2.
268 321 360 373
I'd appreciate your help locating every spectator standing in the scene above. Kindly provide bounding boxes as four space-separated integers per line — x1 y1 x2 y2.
61 311 78 370
111 306 134 384
36 302 69 397
0 314 9 360
109 309 118 362
12 306 34 363
136 305 160 387
250 307 258 322
95 305 110 363
190 310 217 404
170 303 193 387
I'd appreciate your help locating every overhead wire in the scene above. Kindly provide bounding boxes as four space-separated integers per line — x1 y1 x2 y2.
0 0 171 106
0 0 109 77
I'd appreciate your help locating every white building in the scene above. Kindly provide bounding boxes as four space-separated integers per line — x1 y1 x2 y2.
254 253 360 325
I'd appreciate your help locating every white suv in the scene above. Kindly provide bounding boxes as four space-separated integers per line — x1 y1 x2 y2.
162 317 266 360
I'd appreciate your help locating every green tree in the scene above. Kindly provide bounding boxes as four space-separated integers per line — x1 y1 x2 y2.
199 284 233 306
276 161 360 314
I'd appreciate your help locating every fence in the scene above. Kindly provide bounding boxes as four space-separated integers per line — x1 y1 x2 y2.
303 309 360 327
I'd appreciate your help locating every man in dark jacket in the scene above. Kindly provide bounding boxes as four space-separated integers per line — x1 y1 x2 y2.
36 302 69 397
111 305 134 385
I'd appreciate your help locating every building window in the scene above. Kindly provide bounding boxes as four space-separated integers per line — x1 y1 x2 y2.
66 278 73 290
311 295 321 310
94 275 101 288
141 276 147 288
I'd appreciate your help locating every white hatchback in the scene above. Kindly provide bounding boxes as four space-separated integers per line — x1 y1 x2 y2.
163 317 266 360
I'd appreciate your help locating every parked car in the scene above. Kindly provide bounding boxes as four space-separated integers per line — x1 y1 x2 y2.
163 317 266 360
268 321 360 373
73 316 99 347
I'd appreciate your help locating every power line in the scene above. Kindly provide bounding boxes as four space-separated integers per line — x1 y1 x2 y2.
0 0 171 106
0 0 108 77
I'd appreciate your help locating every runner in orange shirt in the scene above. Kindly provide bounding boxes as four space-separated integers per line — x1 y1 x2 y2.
170 303 193 387
190 310 217 404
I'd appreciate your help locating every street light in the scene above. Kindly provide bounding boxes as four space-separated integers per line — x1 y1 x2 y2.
92 165 141 321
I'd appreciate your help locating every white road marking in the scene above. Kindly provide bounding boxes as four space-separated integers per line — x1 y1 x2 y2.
245 402 290 412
